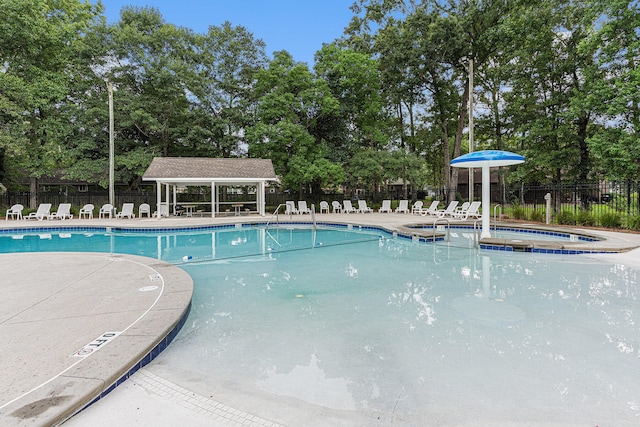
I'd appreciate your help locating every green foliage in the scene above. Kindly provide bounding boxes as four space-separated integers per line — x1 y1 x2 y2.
575 209 595 226
625 215 640 231
599 212 622 229
555 210 576 225
247 51 342 194
510 205 527 220
0 0 638 204
528 210 544 223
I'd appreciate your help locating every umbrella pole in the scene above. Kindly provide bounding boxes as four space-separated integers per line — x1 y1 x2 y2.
481 165 491 238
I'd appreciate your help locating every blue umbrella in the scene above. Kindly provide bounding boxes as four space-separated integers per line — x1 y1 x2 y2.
451 150 525 238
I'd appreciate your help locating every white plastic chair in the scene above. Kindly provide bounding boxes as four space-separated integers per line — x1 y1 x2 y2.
342 200 357 214
411 201 424 215
116 203 135 219
79 204 94 219
420 201 441 216
5 204 23 220
453 201 481 220
331 201 342 213
319 201 330 214
139 203 151 218
48 203 73 220
394 200 409 214
297 201 311 214
357 200 373 213
285 201 298 215
99 204 114 219
436 201 459 218
25 203 51 221
378 200 392 213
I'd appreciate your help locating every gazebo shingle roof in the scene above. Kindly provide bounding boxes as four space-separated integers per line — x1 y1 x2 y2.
142 157 277 180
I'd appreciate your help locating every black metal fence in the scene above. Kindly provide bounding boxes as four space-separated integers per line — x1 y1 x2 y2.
512 181 640 217
2 181 639 219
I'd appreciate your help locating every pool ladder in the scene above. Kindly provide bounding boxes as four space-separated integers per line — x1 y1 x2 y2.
469 205 502 248
432 218 451 242
493 204 502 234
266 203 287 229
265 203 317 230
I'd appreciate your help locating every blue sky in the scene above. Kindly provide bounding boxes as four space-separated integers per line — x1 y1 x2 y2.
94 0 356 65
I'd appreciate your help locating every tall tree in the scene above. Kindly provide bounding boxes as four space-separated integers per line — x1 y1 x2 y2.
102 6 196 187
503 0 602 185
247 51 343 195
0 0 103 204
585 0 640 180
188 22 268 158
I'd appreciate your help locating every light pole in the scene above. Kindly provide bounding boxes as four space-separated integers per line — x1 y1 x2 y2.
469 55 474 202
468 56 474 202
460 55 475 202
107 81 115 210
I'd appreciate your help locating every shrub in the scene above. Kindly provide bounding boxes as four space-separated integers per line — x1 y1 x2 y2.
575 209 595 226
529 210 544 222
625 214 640 230
555 209 576 225
599 212 622 228
511 205 527 220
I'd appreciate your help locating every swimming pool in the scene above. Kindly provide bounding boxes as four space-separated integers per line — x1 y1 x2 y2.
2 224 639 425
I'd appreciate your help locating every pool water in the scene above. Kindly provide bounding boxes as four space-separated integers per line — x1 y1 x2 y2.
2 225 639 425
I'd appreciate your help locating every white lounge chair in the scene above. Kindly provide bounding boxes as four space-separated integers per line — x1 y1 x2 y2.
319 201 330 214
343 200 357 214
48 203 73 220
378 200 392 213
420 201 441 216
25 203 51 221
357 200 373 213
285 201 298 215
79 204 94 219
139 203 151 218
332 201 342 213
297 201 311 214
116 203 135 219
453 201 481 220
436 201 459 218
154 204 169 218
395 200 409 214
456 202 470 214
5 204 23 220
99 203 114 219
411 201 423 215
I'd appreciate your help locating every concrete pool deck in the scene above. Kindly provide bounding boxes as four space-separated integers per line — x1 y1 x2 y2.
1 213 640 426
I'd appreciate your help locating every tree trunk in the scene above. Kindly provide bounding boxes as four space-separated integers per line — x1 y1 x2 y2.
30 177 37 209
450 79 470 203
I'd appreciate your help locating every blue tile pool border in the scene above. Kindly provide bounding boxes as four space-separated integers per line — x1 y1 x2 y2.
76 300 192 416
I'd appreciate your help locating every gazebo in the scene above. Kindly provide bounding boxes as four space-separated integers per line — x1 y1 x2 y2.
142 157 277 218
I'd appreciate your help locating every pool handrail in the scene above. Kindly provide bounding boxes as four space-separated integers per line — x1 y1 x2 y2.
493 204 502 233
310 204 317 230
473 219 482 248
266 203 287 229
433 218 451 242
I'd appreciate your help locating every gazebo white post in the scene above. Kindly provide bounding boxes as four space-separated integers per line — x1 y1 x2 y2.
258 181 265 216
210 181 216 218
481 165 491 238
156 181 162 220
165 184 170 217
172 185 177 215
